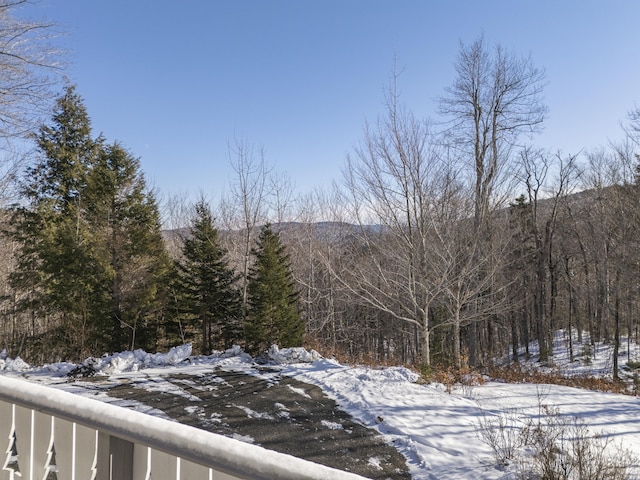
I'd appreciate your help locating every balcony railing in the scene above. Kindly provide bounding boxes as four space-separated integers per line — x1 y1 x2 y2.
0 375 367 480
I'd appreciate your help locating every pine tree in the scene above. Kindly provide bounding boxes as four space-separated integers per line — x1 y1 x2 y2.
176 200 241 354
245 224 304 354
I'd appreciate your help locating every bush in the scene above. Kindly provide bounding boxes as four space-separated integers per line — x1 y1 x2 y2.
427 360 484 394
488 363 629 395
476 409 523 467
525 405 632 479
477 396 636 479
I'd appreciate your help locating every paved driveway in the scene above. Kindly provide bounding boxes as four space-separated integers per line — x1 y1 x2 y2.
105 367 410 479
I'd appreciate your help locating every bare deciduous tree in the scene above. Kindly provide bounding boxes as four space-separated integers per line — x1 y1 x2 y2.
0 0 63 206
623 106 640 148
338 74 444 365
439 35 547 365
518 148 579 362
220 137 271 309
0 0 63 142
267 170 295 224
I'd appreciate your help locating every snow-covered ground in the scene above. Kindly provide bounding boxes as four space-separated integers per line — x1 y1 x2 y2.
1 333 640 480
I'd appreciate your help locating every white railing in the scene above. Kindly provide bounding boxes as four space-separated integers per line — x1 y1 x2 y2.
0 376 368 480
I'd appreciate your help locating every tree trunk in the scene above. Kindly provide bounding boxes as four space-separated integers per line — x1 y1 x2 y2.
613 267 621 380
511 314 519 363
453 307 461 369
421 312 430 367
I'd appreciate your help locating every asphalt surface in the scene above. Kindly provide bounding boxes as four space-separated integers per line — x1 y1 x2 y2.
104 367 411 479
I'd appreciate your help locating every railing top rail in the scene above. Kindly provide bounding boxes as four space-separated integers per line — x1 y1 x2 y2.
0 375 368 480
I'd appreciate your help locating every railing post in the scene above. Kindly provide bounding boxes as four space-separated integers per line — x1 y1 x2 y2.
94 434 136 480
109 436 134 480
95 432 111 480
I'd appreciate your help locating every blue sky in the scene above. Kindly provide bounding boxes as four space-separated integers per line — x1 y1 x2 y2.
19 1 640 200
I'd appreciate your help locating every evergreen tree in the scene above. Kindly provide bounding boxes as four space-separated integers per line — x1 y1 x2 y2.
176 200 241 354
10 86 171 358
85 141 172 352
245 224 304 354
10 85 104 357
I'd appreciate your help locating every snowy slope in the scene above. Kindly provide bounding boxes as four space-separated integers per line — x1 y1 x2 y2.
1 336 640 480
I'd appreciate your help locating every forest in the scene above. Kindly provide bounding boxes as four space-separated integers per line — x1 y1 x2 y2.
0 1 639 378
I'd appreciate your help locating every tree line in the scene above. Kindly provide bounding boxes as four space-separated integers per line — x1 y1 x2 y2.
0 1 639 374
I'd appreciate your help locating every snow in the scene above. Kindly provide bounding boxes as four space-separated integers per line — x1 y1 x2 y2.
234 404 276 420
275 402 291 418
287 384 312 399
266 344 322 364
2 333 640 479
0 344 194 375
321 419 343 430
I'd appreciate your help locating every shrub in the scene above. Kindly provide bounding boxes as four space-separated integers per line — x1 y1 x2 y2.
476 409 523 467
477 396 636 479
428 360 484 394
487 363 629 395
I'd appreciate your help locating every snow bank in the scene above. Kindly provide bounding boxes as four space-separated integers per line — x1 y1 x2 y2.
102 343 193 374
0 344 195 378
0 343 324 378
0 349 29 372
266 345 322 364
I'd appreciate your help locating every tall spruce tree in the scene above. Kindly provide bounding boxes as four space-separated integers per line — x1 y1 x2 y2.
10 86 170 359
245 224 304 354
85 141 172 352
176 200 241 354
10 85 103 358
